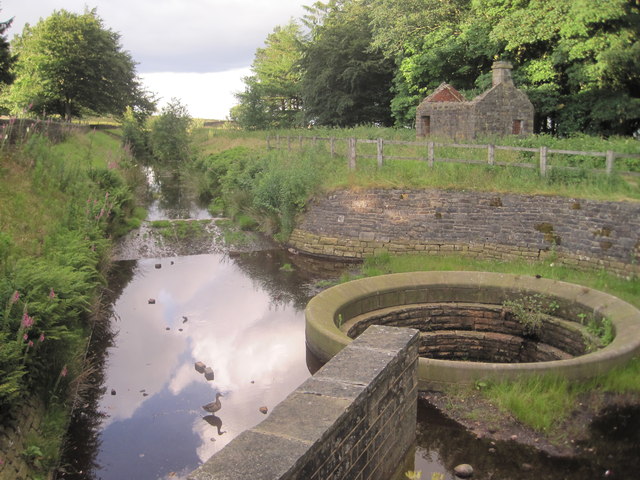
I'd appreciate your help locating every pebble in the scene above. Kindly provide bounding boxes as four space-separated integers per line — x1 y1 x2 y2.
259 406 268 414
148 298 156 304
454 463 473 478
111 389 116 395
155 263 161 269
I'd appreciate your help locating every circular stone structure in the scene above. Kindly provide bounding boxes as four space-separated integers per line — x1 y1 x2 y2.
305 272 640 389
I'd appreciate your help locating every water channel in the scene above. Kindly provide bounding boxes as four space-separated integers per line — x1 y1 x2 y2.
56 167 637 480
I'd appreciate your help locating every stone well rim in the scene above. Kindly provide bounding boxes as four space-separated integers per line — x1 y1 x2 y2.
304 271 640 388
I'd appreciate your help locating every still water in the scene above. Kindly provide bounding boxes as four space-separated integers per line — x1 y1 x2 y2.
95 253 313 479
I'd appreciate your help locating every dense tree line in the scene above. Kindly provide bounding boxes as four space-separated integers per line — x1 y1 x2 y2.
0 7 154 121
232 0 640 136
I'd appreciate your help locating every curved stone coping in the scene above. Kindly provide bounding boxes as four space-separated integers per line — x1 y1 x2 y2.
305 271 640 388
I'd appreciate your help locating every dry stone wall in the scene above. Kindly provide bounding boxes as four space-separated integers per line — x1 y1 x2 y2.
289 189 640 276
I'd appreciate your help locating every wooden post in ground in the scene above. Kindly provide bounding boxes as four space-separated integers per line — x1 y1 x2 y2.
539 146 548 176
428 142 434 167
606 150 615 175
348 138 357 171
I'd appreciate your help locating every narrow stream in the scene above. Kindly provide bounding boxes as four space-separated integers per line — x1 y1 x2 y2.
57 166 638 480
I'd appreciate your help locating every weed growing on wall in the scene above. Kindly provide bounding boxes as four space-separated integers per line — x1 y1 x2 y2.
502 294 559 336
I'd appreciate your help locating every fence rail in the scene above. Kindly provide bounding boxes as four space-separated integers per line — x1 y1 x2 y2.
266 135 640 177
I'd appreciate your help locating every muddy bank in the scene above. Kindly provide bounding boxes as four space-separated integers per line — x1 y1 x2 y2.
421 389 640 463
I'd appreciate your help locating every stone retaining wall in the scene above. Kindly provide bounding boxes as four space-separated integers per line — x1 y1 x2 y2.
188 325 419 480
289 189 640 276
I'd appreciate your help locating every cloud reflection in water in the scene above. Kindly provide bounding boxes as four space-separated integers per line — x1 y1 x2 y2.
97 253 310 478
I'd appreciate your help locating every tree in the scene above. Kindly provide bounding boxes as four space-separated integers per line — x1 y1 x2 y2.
490 0 640 135
0 13 15 86
369 0 640 134
300 0 395 127
2 8 154 120
149 98 192 164
233 21 304 129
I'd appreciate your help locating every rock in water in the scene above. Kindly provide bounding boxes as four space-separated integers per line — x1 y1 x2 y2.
194 361 206 374
454 464 473 478
204 367 215 381
259 406 268 414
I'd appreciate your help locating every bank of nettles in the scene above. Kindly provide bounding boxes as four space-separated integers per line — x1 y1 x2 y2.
0 125 138 478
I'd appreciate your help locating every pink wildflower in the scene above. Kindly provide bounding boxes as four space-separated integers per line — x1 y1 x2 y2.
39 333 45 342
10 290 20 304
60 365 68 377
28 340 33 348
23 333 28 341
49 288 56 299
21 313 34 328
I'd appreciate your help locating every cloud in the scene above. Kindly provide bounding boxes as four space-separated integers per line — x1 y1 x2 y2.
2 0 308 73
140 68 251 119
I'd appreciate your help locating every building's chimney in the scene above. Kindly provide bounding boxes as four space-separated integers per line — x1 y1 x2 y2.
492 61 513 87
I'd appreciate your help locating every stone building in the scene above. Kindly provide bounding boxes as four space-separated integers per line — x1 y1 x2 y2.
415 61 534 140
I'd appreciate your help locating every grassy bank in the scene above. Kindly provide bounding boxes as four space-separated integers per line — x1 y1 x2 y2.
0 128 138 477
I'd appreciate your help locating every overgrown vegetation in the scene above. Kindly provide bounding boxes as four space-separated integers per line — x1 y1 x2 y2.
0 128 137 473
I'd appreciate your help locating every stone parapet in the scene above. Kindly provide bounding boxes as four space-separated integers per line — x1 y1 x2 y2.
188 325 419 480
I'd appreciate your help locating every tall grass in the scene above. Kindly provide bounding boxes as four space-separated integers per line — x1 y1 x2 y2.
0 128 138 477
193 127 640 201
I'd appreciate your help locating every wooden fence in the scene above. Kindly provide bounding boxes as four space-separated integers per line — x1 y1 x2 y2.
266 135 640 177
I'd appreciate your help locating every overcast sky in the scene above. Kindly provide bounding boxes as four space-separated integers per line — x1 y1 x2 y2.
1 0 310 118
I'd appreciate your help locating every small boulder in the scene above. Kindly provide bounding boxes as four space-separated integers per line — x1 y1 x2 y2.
454 464 473 478
204 367 215 381
194 362 206 374
148 298 156 304
111 389 117 396
259 406 268 414
155 263 162 269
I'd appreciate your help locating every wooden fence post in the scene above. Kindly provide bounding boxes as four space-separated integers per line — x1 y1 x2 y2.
539 146 548 176
606 150 615 175
428 142 434 167
330 137 336 157
287 136 292 151
377 138 384 168
488 144 495 165
348 137 357 171
266 135 271 150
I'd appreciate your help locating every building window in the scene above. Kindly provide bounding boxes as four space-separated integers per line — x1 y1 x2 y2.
512 119 523 135
421 116 431 136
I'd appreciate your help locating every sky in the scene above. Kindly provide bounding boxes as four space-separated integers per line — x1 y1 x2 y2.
1 0 310 119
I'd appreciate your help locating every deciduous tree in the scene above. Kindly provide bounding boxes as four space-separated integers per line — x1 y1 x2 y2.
300 0 394 127
2 8 154 120
232 21 304 129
